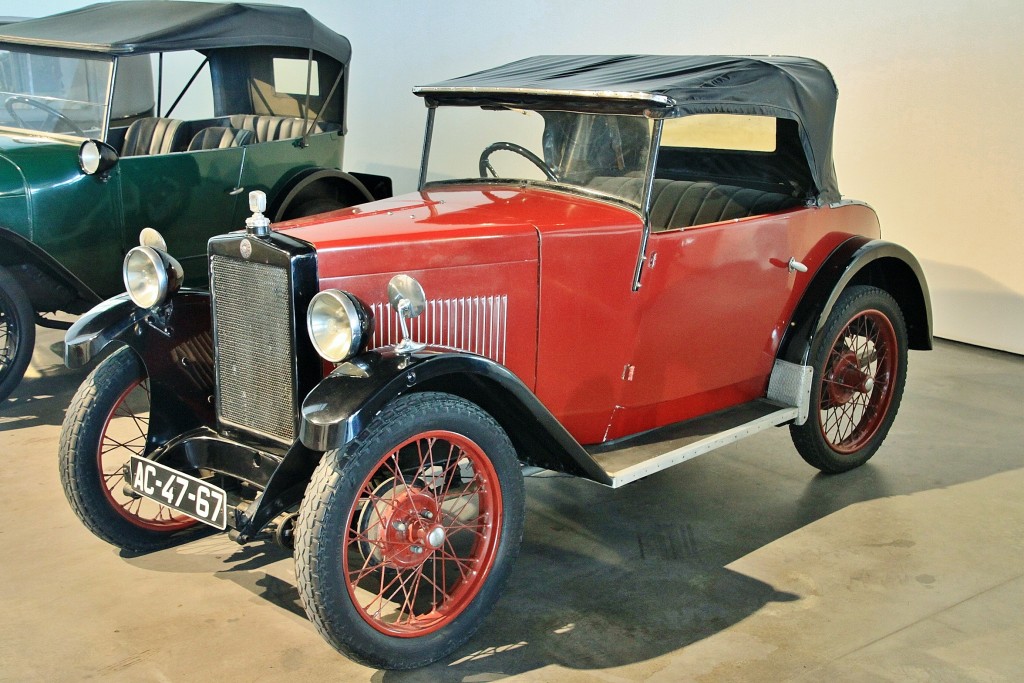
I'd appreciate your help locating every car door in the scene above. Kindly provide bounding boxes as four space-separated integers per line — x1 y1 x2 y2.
118 146 245 287
612 208 852 441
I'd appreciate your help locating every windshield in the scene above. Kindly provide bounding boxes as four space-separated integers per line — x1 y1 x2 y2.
0 47 113 138
424 107 654 207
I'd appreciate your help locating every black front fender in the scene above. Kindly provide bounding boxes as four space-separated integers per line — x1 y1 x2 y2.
300 349 610 484
65 290 216 448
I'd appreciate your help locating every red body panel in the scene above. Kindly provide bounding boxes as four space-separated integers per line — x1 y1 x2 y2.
277 186 881 447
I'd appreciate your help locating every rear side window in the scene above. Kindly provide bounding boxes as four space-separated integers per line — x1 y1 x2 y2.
660 114 776 152
272 57 320 96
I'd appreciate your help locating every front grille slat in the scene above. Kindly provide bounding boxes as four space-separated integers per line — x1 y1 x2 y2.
211 255 296 442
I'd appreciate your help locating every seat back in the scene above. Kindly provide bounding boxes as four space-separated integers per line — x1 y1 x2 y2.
228 115 324 143
187 126 254 151
121 117 188 156
587 176 803 231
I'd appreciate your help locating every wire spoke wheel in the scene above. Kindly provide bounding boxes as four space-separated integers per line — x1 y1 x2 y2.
818 310 898 453
97 378 195 531
0 266 34 402
791 285 908 473
296 392 525 670
346 430 501 636
60 347 200 551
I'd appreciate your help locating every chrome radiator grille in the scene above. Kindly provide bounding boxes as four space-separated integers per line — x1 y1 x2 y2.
211 255 296 442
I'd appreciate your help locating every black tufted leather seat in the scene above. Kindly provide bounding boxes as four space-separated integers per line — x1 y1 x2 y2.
121 117 188 156
588 177 804 231
187 126 255 151
227 115 323 143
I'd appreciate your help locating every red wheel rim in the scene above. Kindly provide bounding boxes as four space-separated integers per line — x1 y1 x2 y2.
817 309 899 454
97 378 196 531
343 430 503 637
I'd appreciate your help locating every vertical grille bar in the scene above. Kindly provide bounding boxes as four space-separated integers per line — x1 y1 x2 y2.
211 255 297 442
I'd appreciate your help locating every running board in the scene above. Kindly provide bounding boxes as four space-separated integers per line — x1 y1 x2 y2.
586 400 799 488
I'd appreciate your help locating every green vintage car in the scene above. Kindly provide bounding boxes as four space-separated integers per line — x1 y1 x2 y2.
0 1 389 400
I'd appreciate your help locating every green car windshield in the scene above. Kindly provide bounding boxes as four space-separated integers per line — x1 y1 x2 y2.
0 47 113 139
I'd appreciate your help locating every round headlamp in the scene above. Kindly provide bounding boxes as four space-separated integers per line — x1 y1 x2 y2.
307 290 371 363
123 246 182 308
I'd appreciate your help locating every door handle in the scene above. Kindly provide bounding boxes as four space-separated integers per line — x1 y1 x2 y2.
228 186 245 196
787 257 808 273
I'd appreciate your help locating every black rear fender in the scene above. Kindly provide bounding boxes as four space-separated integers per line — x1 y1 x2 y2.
270 168 390 221
778 238 933 366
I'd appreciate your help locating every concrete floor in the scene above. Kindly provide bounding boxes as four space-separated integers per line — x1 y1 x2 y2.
1 327 1022 682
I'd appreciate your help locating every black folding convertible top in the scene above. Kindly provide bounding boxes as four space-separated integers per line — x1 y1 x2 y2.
416 55 840 202
0 1 350 65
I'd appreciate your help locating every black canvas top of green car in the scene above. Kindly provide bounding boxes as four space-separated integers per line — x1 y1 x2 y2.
0 1 350 63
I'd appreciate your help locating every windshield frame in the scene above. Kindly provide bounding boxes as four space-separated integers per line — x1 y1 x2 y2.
417 104 663 217
0 44 115 142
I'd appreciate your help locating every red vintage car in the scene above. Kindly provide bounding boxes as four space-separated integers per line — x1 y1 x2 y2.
58 55 931 669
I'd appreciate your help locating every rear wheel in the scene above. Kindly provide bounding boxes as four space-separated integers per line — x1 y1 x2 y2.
59 347 199 551
0 266 35 402
295 392 525 669
791 285 908 473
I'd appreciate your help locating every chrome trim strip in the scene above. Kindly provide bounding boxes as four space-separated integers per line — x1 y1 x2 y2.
418 106 436 191
413 85 674 107
632 118 663 291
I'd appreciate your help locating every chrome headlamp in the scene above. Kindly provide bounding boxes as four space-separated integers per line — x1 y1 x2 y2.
307 290 372 362
122 246 183 308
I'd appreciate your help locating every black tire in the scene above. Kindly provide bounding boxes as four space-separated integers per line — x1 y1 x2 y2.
791 285 909 473
59 347 200 552
0 266 35 403
295 392 525 669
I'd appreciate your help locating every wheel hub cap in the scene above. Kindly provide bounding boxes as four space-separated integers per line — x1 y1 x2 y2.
426 525 445 548
827 349 873 406
361 484 443 569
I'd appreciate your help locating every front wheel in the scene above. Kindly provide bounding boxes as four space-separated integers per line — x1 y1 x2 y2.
295 392 525 669
59 347 199 551
0 266 35 402
791 285 908 473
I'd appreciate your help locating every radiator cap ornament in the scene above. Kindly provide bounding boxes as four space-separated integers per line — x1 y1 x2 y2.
245 190 271 236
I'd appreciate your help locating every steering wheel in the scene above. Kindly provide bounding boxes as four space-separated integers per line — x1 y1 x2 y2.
479 141 557 182
4 96 87 137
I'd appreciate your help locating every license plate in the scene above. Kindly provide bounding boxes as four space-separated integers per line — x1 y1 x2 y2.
128 456 228 530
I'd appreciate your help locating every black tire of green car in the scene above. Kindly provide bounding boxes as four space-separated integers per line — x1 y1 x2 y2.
0 266 35 403
791 285 909 473
295 392 526 670
59 346 201 552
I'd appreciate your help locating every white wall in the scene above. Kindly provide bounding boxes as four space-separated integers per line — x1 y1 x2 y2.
30 0 1024 354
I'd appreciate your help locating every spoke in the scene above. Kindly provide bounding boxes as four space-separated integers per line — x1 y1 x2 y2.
442 481 482 523
445 521 486 539
392 567 419 623
435 444 466 503
439 540 473 581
